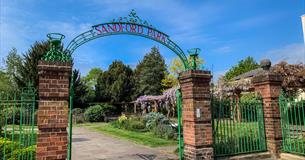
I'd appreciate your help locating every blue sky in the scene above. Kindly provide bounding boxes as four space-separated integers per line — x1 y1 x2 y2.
1 0 305 80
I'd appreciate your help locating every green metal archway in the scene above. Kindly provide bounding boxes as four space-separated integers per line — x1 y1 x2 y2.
43 9 200 70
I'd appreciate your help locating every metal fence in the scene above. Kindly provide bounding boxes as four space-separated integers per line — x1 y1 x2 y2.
212 97 267 157
0 85 37 160
279 92 305 156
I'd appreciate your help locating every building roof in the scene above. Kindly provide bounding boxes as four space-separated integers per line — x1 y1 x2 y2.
232 68 263 81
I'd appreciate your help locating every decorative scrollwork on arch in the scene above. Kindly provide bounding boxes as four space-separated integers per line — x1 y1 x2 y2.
110 9 154 28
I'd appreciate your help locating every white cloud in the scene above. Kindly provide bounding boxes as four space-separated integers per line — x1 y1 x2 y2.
263 43 305 64
212 46 232 53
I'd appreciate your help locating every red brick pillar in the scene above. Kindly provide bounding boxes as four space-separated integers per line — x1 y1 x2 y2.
252 59 283 159
179 70 213 160
36 61 72 160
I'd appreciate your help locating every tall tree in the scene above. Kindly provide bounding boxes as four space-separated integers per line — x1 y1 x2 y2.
96 61 135 103
224 56 259 81
15 41 52 90
82 68 103 102
108 61 134 102
169 55 204 76
161 55 205 89
72 69 89 109
5 48 23 90
135 46 167 96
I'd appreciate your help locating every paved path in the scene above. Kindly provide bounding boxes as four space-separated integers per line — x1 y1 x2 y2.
72 127 178 160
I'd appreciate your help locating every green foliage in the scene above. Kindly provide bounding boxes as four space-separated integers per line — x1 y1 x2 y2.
153 124 175 139
0 107 29 125
15 41 55 90
0 138 36 160
5 48 23 91
111 116 146 132
161 55 204 89
84 104 115 122
240 92 260 103
72 69 89 109
134 46 167 97
169 55 204 76
224 56 259 81
72 108 85 124
82 68 103 102
96 61 134 103
143 112 175 139
161 73 179 89
84 105 104 122
0 70 14 94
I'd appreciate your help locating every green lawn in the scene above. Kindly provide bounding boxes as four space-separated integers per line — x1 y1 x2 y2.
76 123 178 147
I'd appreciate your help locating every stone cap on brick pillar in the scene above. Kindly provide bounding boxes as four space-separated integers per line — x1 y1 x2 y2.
38 60 72 100
179 70 212 83
38 61 72 74
252 59 282 85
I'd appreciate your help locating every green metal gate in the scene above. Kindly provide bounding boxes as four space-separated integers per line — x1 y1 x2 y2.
176 88 183 160
279 92 305 156
0 84 37 160
212 97 267 157
67 73 74 160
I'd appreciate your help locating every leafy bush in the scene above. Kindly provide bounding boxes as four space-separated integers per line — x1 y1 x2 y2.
72 108 85 124
100 103 116 116
0 138 36 160
143 112 170 130
84 104 116 122
153 124 175 139
84 105 104 122
143 112 176 139
111 115 146 132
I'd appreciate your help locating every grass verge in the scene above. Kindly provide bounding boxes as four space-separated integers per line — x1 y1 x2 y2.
75 123 177 148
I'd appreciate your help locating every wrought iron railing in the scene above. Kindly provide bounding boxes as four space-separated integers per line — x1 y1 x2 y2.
0 85 37 160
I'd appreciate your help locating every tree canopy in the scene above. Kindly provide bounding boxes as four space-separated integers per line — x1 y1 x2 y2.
134 46 167 96
224 56 259 81
15 41 53 90
161 55 204 88
96 61 134 103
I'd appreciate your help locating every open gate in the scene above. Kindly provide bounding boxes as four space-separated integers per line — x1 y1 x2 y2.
176 88 183 160
0 84 37 160
211 97 267 157
67 73 74 160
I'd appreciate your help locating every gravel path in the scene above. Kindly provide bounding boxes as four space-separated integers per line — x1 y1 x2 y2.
72 127 178 160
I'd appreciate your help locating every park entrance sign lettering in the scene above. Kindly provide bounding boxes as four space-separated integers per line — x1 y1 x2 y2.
93 23 168 44
60 9 198 70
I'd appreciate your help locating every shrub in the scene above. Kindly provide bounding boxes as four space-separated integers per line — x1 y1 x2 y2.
0 138 36 160
143 112 176 139
84 105 104 122
84 104 116 122
72 108 85 124
100 103 116 116
153 124 175 139
143 112 170 130
111 115 146 132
